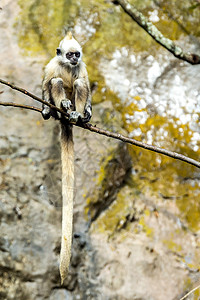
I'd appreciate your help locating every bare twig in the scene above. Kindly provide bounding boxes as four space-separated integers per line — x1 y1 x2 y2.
0 78 69 117
113 0 200 65
0 97 200 169
0 101 41 113
179 284 200 300
83 123 200 168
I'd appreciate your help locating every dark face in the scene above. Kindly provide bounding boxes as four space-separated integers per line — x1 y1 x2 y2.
66 51 81 65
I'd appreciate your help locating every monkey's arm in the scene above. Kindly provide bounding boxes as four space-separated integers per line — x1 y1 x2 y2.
81 66 92 123
42 59 59 120
69 83 92 124
82 93 92 123
71 67 92 123
42 78 51 120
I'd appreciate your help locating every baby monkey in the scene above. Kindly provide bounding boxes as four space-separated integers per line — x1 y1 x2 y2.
42 32 92 284
42 31 92 122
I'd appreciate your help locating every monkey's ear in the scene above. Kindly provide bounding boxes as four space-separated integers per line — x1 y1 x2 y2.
56 48 62 55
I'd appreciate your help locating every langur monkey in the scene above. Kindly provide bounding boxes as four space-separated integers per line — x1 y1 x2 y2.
42 32 92 284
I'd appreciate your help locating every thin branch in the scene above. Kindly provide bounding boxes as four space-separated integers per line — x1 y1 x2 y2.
0 101 42 113
113 0 200 65
0 78 69 117
179 284 200 300
1 99 200 169
83 123 200 168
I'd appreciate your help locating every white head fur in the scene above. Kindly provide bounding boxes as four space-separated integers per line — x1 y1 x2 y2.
57 32 82 67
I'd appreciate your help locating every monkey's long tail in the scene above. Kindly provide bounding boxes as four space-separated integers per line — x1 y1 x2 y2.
59 123 74 285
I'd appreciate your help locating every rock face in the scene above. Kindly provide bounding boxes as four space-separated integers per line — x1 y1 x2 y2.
0 2 113 299
0 1 200 300
0 3 61 299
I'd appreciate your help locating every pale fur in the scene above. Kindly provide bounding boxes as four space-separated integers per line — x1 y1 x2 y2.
42 34 91 285
43 57 90 111
60 124 74 284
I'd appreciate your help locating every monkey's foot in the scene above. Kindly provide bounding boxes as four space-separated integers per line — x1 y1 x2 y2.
69 111 82 123
82 105 92 123
61 99 72 112
42 105 51 120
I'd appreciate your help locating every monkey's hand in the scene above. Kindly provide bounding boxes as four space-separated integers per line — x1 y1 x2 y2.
81 104 92 123
61 99 72 112
42 105 51 120
69 111 82 123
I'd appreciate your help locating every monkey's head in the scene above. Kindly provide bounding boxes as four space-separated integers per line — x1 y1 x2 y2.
56 33 82 67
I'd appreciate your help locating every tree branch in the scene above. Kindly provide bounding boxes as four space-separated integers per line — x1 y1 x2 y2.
179 284 200 300
83 123 200 168
0 78 69 117
0 101 42 113
0 92 200 169
113 0 200 65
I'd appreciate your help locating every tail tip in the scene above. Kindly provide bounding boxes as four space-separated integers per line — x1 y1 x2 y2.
60 266 68 286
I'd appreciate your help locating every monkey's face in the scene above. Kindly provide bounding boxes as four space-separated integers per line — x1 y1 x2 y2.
57 48 82 67
66 51 81 66
57 38 82 67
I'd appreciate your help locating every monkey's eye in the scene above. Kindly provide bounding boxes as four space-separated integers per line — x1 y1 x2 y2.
66 52 73 58
75 52 80 58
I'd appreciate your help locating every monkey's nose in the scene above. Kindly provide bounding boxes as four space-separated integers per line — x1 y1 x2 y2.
71 58 78 65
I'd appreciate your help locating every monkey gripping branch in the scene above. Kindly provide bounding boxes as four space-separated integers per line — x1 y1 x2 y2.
0 78 200 169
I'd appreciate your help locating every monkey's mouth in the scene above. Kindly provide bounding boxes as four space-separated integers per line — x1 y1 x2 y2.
71 61 78 66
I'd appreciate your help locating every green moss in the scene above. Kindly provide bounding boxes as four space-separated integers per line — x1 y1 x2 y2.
97 153 114 185
85 146 118 220
16 0 73 57
16 0 200 233
94 187 134 234
156 0 200 37
89 88 200 232
85 143 133 227
163 239 182 253
16 0 199 63
108 96 200 232
194 289 200 299
182 272 200 300
138 210 154 237
16 0 189 59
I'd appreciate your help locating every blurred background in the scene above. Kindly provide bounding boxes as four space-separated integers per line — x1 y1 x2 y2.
0 0 200 299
